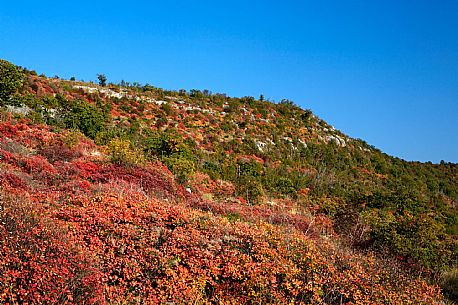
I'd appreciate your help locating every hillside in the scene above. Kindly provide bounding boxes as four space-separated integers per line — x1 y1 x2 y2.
0 59 457 304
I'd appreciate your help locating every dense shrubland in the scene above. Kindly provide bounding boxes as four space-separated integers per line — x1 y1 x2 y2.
0 59 457 303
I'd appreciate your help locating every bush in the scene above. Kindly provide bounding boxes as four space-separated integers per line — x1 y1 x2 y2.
237 176 265 204
94 128 123 145
143 132 181 158
64 100 109 139
161 102 173 116
202 161 222 180
39 145 82 163
0 59 23 103
361 208 453 271
163 156 195 184
274 176 296 196
63 130 84 148
107 138 145 166
441 269 458 302
301 109 313 123
0 191 103 304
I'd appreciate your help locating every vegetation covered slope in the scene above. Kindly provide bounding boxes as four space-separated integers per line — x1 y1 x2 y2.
0 59 457 303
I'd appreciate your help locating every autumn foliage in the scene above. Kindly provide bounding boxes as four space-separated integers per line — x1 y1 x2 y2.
0 118 446 304
0 65 456 303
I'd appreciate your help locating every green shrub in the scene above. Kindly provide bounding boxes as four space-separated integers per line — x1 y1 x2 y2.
143 132 181 158
224 213 241 223
163 156 195 184
441 268 458 302
0 60 23 103
202 161 221 180
94 128 123 145
64 100 108 139
300 109 313 123
274 177 296 196
361 208 453 270
237 159 262 178
237 177 265 204
160 103 173 116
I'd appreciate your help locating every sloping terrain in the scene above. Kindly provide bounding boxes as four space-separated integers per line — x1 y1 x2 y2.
0 60 457 303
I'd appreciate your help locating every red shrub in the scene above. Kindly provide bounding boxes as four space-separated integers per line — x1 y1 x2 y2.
0 172 29 190
91 164 179 201
39 145 82 163
0 190 104 304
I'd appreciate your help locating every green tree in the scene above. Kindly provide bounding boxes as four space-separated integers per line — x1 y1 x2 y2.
279 99 295 106
0 59 23 103
97 74 107 87
64 100 109 139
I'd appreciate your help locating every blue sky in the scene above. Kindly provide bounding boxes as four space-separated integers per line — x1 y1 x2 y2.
1 0 457 162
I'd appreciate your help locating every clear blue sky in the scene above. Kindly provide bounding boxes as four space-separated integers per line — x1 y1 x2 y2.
1 1 457 163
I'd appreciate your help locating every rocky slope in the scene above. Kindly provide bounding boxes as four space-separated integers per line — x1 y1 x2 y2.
0 60 457 303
